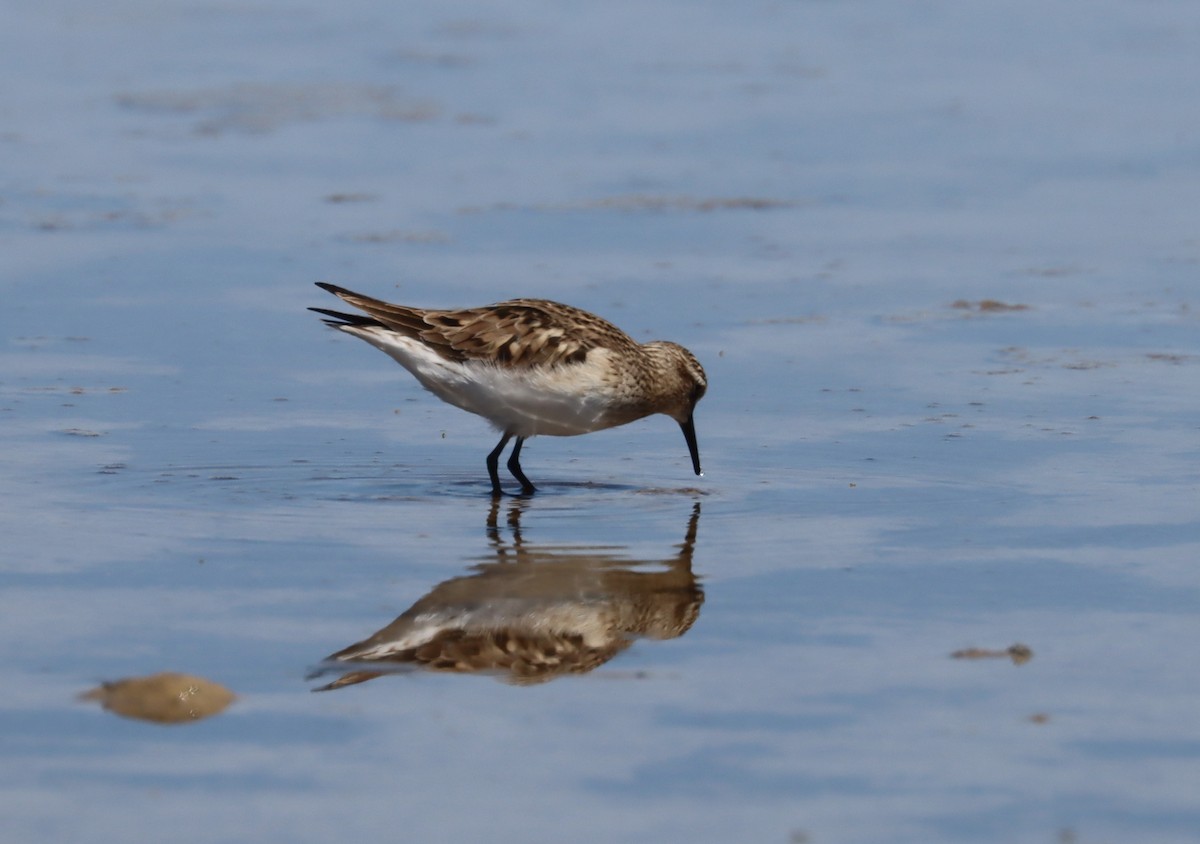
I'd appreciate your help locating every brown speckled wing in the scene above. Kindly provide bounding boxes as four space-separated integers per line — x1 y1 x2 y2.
318 284 635 368
422 300 616 367
327 628 630 686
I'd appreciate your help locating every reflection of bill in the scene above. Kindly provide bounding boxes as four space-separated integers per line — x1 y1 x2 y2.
310 502 703 689
79 672 236 724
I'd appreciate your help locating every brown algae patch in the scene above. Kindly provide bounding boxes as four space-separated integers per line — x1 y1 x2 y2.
950 643 1033 665
950 299 1032 313
80 672 236 724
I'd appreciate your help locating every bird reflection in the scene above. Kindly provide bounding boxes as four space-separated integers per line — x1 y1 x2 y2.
309 501 703 689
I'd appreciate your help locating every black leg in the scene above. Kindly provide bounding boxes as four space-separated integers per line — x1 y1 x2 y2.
486 433 512 496
507 436 536 495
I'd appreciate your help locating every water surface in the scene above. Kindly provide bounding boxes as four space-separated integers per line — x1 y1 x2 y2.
3 2 1200 842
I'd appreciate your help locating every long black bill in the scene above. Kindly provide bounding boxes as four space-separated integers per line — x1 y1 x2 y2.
679 415 702 476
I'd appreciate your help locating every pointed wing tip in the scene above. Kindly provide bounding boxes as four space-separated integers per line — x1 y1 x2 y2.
315 281 356 301
309 306 378 330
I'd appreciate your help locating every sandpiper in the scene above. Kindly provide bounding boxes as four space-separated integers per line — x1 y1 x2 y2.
310 282 706 494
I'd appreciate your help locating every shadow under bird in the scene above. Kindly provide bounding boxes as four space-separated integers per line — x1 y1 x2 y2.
310 282 707 494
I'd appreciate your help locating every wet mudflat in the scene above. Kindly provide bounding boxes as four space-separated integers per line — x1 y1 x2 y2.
3 2 1200 842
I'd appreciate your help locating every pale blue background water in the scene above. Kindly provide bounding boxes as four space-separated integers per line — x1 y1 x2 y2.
3 1 1199 842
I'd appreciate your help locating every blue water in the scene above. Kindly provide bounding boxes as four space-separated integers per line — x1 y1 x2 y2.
3 1 1200 842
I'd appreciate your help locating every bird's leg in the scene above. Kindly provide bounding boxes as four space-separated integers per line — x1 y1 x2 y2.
507 436 536 495
486 433 512 496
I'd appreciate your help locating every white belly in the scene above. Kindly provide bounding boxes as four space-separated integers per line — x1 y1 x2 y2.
359 330 635 437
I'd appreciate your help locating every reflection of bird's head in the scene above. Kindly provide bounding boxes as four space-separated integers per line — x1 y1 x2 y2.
615 571 705 640
641 591 704 640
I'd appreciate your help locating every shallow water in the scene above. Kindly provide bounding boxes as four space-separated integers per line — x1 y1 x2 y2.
3 1 1200 842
